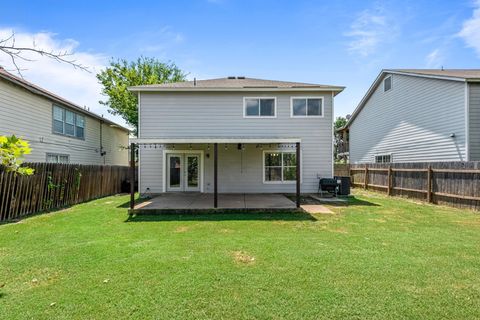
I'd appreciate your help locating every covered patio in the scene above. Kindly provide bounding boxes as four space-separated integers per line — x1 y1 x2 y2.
129 193 298 214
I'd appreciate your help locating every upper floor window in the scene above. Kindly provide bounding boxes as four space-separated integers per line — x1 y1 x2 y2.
375 154 391 163
384 76 392 92
53 105 85 139
244 98 276 117
291 97 323 117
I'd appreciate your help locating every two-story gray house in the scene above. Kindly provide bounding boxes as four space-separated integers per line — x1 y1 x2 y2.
129 77 344 203
0 67 130 165
344 69 480 163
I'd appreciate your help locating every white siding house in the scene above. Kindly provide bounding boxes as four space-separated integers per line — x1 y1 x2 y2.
129 77 344 197
346 69 480 163
0 67 130 165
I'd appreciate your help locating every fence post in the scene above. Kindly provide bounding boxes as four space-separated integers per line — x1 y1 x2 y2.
130 143 136 210
364 165 368 190
387 165 392 196
427 165 433 203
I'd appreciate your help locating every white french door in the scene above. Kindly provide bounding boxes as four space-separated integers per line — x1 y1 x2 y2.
166 153 201 192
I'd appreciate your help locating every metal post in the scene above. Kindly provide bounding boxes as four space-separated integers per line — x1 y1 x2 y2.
296 142 301 208
130 142 135 210
214 143 218 208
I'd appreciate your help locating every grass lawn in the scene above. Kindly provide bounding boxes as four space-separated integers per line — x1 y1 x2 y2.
1 191 479 319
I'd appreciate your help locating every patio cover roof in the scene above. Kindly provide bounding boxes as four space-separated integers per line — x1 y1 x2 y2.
131 137 301 144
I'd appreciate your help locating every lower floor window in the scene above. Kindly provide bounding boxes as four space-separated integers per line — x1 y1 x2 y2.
264 151 297 182
46 153 70 164
375 154 391 163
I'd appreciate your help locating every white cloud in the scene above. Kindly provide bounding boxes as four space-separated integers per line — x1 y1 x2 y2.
425 48 444 68
458 0 480 57
0 28 128 127
345 8 393 57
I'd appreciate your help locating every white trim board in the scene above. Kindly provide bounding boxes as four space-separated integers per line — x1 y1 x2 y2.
133 138 301 144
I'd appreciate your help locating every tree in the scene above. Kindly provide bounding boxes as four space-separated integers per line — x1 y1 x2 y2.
97 57 186 132
334 116 347 130
0 31 88 78
0 135 34 175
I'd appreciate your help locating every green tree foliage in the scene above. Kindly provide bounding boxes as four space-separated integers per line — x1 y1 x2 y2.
0 135 34 175
97 57 186 132
334 116 347 129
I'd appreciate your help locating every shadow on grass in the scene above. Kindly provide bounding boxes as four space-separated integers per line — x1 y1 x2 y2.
345 196 381 207
125 211 317 222
117 197 150 209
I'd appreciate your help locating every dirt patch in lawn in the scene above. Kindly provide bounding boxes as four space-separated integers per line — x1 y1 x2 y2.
174 226 189 233
232 251 256 265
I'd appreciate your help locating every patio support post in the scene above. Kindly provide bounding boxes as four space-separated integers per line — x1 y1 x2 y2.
296 142 301 208
214 143 218 208
130 142 136 210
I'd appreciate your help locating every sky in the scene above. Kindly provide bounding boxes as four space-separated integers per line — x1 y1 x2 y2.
1 0 480 128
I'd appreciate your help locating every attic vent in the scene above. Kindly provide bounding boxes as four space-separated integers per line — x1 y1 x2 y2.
237 76 245 79
227 76 236 79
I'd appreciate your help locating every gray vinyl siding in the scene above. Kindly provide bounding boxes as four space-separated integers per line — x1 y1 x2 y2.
138 91 334 193
350 74 467 163
469 83 480 161
0 78 129 165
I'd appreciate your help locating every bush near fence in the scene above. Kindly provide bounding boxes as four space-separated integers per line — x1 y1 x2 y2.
0 163 131 222
334 162 480 211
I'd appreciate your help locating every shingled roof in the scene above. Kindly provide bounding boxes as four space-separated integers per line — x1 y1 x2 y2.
129 76 344 93
388 69 480 81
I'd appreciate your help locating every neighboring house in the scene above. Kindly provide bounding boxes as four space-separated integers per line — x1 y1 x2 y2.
0 67 130 165
129 76 344 195
343 69 480 163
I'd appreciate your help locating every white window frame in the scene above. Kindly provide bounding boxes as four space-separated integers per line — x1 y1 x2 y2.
262 150 302 184
243 97 277 118
290 97 324 118
52 104 86 140
374 153 392 163
46 153 70 164
384 75 392 92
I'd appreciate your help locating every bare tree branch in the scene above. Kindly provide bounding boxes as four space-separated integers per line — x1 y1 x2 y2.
0 31 90 78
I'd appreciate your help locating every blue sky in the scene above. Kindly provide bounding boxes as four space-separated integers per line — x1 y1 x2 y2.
2 0 480 126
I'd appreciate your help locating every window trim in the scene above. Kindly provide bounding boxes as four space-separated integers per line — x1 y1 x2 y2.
384 75 392 92
262 150 302 184
52 104 86 140
374 153 392 163
243 97 277 118
46 153 70 164
290 96 324 118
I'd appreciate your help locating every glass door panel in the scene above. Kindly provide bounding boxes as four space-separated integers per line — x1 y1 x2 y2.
185 155 200 191
167 154 182 191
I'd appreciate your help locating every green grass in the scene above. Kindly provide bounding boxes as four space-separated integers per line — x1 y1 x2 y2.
1 191 480 319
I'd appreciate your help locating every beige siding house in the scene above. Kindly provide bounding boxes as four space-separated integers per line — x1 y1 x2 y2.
0 67 130 165
129 77 344 197
344 69 480 163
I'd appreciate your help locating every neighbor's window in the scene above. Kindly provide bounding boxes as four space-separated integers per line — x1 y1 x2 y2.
291 97 323 117
264 151 297 183
375 154 391 163
46 153 70 164
244 98 276 117
53 105 85 139
384 76 392 92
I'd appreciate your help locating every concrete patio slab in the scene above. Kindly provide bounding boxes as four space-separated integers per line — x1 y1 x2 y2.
130 193 298 214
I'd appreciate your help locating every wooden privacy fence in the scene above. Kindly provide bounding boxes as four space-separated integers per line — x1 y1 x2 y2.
0 163 130 222
343 162 480 211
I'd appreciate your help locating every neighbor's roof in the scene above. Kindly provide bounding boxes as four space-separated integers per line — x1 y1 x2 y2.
129 76 345 94
0 67 130 132
343 68 480 130
388 69 480 81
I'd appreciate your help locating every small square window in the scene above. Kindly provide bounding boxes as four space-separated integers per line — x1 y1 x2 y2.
384 76 392 92
375 154 392 163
